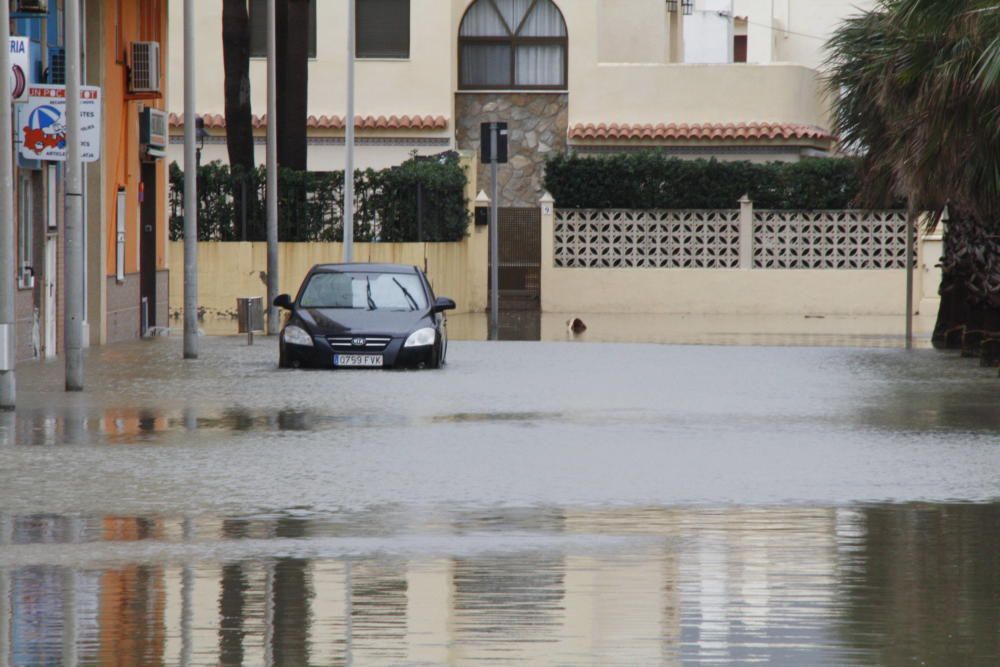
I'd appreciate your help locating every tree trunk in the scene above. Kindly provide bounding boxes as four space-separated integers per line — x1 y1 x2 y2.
222 0 255 239
276 0 309 172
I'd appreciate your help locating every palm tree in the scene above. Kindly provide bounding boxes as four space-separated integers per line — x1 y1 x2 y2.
826 0 1000 354
222 0 255 239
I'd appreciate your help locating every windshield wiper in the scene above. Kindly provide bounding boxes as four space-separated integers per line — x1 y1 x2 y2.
366 276 377 310
392 278 420 311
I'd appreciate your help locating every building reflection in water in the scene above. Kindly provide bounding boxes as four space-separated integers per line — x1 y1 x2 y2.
0 504 997 665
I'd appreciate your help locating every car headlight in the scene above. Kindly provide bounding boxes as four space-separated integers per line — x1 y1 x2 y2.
283 325 314 347
404 327 436 347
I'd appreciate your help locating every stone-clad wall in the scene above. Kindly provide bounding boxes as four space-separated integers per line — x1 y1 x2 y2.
455 93 568 207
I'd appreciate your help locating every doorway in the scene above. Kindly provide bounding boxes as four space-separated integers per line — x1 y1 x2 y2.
140 162 158 334
490 207 541 311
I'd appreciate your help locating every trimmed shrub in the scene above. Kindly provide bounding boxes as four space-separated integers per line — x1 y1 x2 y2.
543 152 871 210
169 152 469 242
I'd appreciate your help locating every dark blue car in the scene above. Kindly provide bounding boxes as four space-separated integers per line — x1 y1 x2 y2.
273 263 456 369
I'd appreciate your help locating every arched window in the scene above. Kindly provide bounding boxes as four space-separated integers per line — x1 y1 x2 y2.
459 0 567 90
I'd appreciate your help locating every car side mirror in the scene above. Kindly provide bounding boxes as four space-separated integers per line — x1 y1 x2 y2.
274 294 294 310
433 297 456 313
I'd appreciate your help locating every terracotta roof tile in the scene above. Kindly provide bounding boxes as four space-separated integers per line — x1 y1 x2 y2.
169 113 448 131
568 122 831 142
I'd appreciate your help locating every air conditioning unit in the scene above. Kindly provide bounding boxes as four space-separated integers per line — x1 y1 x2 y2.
47 47 65 84
12 0 48 13
129 41 161 93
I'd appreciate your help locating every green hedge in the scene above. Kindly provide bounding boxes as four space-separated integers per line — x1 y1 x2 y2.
543 152 873 210
169 152 469 242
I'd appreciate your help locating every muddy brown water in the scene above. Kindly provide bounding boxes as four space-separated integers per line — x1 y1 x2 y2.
1 334 998 665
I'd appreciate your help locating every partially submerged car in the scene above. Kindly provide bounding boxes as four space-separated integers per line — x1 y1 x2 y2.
274 263 455 369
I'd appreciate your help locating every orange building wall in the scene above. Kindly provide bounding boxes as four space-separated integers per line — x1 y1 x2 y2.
102 0 168 277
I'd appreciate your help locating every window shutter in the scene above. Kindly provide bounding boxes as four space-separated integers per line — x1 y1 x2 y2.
356 0 410 59
249 0 267 58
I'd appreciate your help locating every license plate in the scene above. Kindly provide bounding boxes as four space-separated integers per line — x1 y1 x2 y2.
334 354 383 367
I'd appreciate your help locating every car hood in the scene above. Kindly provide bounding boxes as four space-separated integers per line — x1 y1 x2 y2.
296 308 430 336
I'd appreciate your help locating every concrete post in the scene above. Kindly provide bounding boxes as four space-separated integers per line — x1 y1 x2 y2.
738 194 753 270
0 0 16 407
183 0 199 359
539 192 555 314
265 0 279 334
65 0 85 390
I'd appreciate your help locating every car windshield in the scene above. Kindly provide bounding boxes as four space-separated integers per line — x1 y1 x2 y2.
299 271 429 311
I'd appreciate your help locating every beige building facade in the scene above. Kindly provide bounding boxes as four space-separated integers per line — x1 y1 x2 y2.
167 0 873 206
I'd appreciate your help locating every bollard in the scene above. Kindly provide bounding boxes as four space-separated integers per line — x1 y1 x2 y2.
237 296 264 345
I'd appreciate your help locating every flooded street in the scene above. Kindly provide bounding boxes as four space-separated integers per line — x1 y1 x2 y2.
2 333 999 665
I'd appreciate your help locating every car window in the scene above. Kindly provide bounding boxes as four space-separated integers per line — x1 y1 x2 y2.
300 272 428 310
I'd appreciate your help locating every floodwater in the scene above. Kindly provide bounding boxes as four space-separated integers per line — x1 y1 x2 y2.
1 331 998 666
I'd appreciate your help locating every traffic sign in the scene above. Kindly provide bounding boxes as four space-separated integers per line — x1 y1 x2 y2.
17 85 102 162
9 37 29 102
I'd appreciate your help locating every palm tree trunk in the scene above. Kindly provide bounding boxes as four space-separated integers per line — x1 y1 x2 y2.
276 0 309 171
222 0 255 239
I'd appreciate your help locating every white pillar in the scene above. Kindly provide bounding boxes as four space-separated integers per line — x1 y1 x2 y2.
539 191 555 314
738 194 753 270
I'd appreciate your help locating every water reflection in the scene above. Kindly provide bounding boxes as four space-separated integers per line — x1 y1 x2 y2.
1 504 997 666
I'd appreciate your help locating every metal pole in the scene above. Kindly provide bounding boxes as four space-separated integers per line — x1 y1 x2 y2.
416 182 423 242
183 0 199 358
489 123 499 340
343 0 355 262
905 212 915 349
265 0 279 335
727 1 735 63
180 518 194 667
0 0 17 408
65 0 85 389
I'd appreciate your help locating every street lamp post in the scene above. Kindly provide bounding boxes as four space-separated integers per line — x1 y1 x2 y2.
183 0 199 359
343 0 355 262
65 0 85 390
0 0 17 408
266 0 280 335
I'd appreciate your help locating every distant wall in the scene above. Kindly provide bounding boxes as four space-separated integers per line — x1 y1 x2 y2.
168 233 488 322
542 203 940 316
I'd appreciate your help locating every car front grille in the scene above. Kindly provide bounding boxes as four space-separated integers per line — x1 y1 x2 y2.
327 335 392 351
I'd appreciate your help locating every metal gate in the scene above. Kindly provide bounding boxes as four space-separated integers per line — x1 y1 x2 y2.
492 207 541 310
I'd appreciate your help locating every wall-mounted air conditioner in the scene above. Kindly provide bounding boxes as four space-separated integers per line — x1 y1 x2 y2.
129 41 161 93
12 0 48 14
47 47 65 84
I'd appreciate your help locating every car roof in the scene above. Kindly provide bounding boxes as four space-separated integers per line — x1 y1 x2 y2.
309 262 419 274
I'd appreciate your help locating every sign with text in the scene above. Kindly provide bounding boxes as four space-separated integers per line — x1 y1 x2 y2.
17 85 102 162
9 37 30 102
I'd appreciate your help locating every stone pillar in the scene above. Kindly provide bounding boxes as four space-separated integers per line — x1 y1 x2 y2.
540 192 555 313
738 194 754 270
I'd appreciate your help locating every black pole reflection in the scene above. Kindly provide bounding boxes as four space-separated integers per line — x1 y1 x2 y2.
271 519 310 667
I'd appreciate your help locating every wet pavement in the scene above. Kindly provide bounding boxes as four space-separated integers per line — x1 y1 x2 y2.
1 331 999 665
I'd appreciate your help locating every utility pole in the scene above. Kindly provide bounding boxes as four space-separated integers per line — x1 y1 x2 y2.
183 0 199 358
0 0 16 408
266 0 279 334
65 0 85 390
905 211 916 349
343 0 355 262
489 123 499 340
